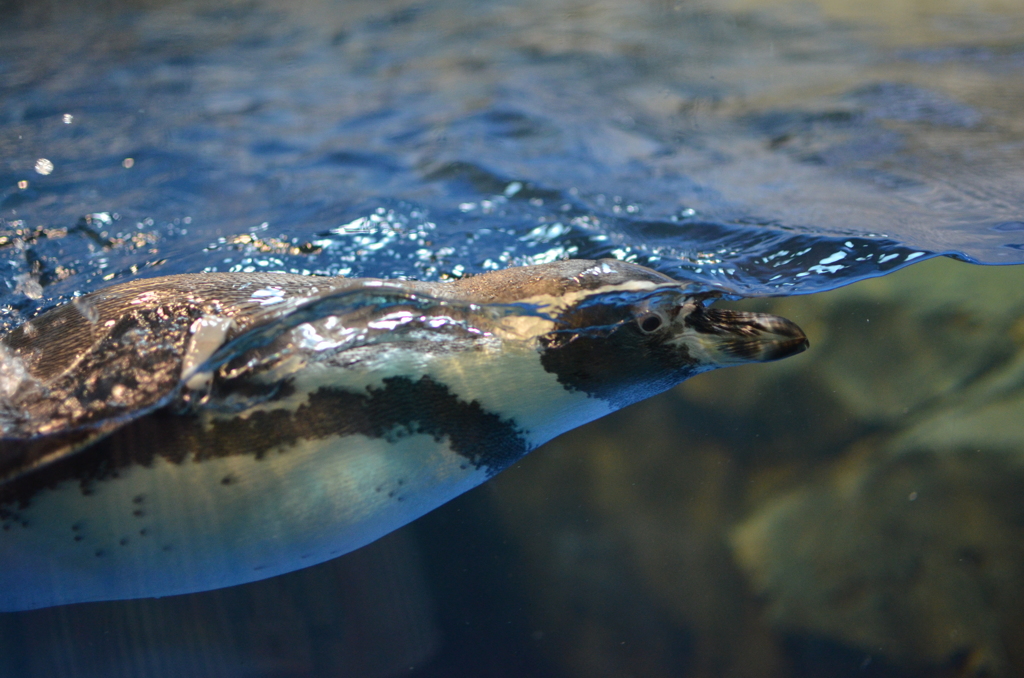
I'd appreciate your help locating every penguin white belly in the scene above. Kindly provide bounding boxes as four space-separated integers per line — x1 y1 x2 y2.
0 431 485 611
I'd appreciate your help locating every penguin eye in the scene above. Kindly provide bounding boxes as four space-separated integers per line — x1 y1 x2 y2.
637 311 665 333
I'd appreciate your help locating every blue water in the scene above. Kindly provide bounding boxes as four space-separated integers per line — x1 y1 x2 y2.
2 0 1024 676
3 0 1023 334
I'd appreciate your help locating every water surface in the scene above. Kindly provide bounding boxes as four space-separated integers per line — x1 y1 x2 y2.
2 0 1023 332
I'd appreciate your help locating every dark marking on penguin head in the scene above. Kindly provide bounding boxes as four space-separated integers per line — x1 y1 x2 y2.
535 263 807 407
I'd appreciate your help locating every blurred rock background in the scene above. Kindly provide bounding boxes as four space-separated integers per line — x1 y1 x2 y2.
489 256 1024 678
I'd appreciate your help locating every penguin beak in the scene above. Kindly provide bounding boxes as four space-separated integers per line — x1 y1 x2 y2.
684 307 809 364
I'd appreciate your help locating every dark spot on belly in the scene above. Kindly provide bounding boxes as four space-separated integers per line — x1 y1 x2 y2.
94 549 104 557
74 535 83 542
120 537 130 546
71 522 83 532
139 528 149 536
162 544 172 552
132 495 144 504
220 475 235 485
133 509 145 518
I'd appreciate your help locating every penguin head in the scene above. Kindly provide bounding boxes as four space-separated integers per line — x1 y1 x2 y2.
467 259 808 407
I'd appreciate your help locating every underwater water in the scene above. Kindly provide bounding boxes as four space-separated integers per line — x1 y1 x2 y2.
1 0 1024 676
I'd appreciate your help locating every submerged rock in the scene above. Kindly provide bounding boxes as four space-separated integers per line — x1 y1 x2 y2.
731 258 1024 676
490 257 1024 677
733 445 1024 676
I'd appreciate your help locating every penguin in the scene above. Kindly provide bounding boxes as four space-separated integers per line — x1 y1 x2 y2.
0 258 807 610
